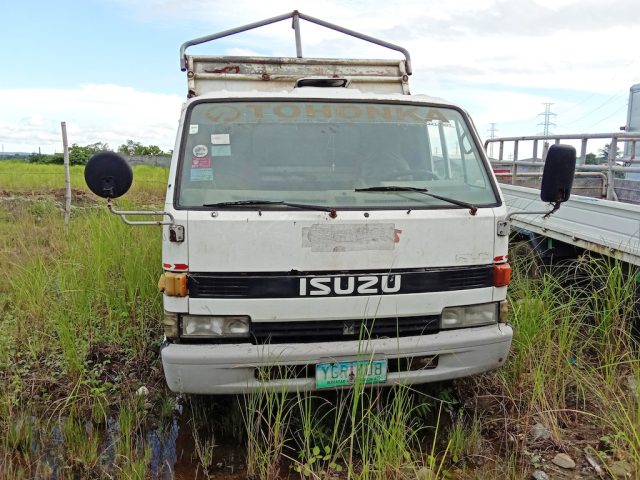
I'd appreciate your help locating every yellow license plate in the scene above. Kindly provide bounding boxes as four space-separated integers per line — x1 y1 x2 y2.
315 359 387 389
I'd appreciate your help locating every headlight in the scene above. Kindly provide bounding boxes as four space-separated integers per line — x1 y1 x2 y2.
181 315 251 338
441 303 498 329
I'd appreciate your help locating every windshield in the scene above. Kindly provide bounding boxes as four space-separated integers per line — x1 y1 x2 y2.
177 101 498 209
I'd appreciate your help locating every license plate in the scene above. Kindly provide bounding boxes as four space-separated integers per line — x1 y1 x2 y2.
315 359 387 389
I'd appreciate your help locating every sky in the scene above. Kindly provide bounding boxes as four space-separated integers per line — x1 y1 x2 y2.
1 0 639 154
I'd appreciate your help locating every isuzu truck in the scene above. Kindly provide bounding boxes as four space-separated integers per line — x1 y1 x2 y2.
85 11 575 394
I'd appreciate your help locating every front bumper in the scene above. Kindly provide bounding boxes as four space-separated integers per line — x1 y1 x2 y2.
161 323 513 394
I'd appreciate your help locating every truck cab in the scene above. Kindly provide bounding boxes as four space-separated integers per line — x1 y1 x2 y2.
87 12 515 394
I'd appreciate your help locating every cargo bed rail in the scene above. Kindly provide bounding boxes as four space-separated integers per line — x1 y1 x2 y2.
180 10 412 74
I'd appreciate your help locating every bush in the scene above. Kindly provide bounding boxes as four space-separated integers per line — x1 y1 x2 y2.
28 143 109 166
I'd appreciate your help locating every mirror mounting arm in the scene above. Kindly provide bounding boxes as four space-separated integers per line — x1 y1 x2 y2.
504 202 561 222
107 198 175 226
497 202 562 235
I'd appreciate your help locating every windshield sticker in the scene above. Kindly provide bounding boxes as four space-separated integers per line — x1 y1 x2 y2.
205 103 453 125
212 144 231 157
190 156 213 181
193 144 208 157
192 157 211 169
189 124 199 134
190 169 213 181
211 133 230 145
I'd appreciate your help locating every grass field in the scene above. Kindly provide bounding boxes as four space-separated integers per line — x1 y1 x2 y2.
0 162 638 479
0 160 167 198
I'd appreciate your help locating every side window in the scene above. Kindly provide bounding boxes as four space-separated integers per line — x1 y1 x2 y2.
427 120 486 186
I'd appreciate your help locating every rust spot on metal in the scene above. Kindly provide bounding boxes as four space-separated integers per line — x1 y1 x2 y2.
261 73 271 81
204 65 240 74
329 208 337 219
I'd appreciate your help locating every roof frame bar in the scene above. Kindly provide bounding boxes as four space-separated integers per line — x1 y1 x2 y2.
179 10 412 74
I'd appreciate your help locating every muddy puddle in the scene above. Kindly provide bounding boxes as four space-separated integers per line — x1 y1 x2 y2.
22 402 249 480
12 387 528 479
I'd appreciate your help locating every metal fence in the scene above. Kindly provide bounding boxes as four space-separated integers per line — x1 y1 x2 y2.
123 155 171 167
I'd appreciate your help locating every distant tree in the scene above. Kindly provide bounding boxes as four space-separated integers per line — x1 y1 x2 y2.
585 153 599 165
49 153 65 164
117 140 166 156
598 143 622 162
118 140 141 155
28 142 108 165
68 142 109 165
28 152 51 164
144 145 164 156
597 143 625 179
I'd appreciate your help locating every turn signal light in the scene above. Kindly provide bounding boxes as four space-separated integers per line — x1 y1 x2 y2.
493 263 511 287
163 311 179 338
158 272 188 297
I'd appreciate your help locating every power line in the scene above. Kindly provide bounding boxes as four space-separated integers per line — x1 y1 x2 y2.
581 103 628 131
559 58 639 118
562 88 628 127
537 103 557 135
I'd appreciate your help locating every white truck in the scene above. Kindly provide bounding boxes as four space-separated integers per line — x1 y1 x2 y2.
84 11 575 394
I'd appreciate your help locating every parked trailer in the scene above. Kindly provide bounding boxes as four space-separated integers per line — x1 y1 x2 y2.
486 133 640 266
84 11 574 394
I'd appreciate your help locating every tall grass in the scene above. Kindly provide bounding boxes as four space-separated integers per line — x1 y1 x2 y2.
482 242 640 477
7 204 162 377
2 172 639 478
0 161 167 197
237 379 453 480
225 244 640 479
0 177 164 477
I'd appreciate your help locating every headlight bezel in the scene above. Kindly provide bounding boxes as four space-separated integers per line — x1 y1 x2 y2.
441 302 498 330
180 315 251 338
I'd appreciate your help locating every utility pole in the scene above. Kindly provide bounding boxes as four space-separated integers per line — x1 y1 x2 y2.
487 123 498 158
537 103 556 136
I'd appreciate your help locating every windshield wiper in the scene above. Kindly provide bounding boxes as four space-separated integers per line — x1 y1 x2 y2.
354 186 477 215
202 200 338 217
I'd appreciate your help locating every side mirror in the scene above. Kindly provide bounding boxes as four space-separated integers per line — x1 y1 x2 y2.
540 144 576 203
84 152 133 198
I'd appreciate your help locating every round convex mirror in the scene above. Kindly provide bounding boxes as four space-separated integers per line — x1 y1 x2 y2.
84 152 133 198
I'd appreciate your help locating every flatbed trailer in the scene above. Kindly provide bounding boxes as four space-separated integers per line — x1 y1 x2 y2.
486 133 640 266
502 184 640 266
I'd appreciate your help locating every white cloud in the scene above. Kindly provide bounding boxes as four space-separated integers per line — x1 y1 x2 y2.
3 0 640 155
111 0 640 96
0 85 183 154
